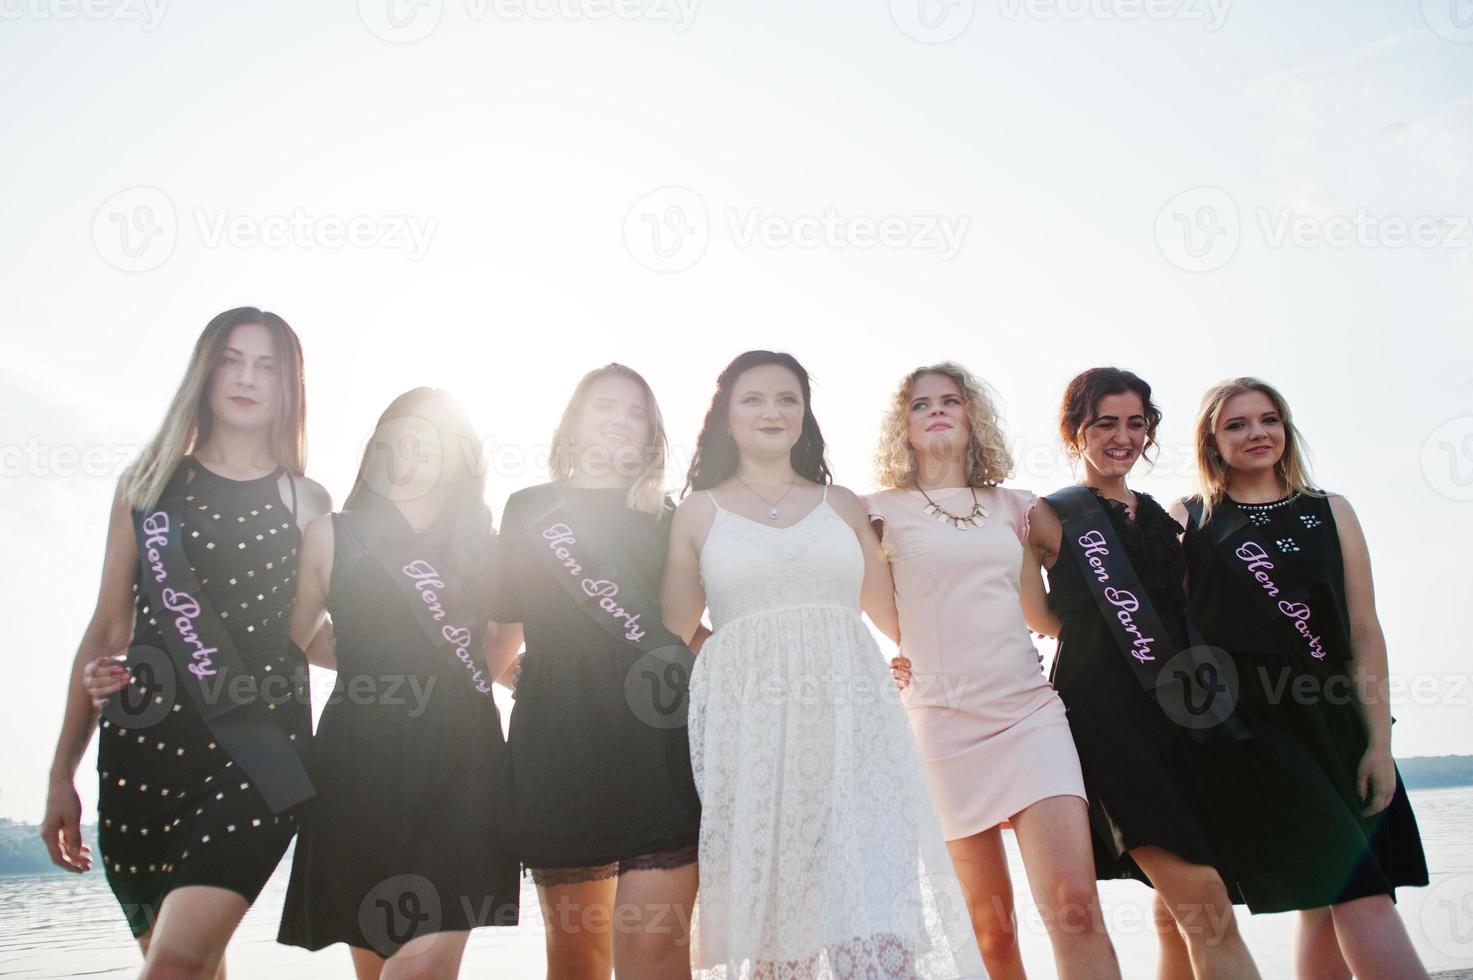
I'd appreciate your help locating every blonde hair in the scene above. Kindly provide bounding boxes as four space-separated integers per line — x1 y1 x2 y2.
548 364 669 516
1192 376 1322 523
875 362 1014 489
122 308 306 510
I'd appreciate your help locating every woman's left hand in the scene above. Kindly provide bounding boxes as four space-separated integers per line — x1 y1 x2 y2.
1357 744 1397 816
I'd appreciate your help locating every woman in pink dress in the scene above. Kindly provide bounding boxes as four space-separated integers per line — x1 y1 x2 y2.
866 362 1121 980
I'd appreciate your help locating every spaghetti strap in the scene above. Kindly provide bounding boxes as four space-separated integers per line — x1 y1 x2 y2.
821 485 829 503
705 490 724 511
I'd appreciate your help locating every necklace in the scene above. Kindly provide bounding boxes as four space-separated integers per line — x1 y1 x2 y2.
916 484 988 529
736 472 797 520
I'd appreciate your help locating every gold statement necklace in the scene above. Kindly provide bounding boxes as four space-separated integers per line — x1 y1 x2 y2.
916 483 988 529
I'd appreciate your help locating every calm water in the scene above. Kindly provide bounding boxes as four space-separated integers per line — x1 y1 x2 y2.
3 786 1471 978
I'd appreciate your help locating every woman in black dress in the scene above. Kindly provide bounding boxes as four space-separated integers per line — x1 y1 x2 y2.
44 307 332 978
1031 368 1260 980
1172 377 1428 980
276 388 519 978
487 363 701 979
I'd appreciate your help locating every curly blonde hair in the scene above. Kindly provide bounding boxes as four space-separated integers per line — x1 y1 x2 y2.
875 362 1013 489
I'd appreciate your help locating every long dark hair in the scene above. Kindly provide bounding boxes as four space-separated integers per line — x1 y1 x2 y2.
685 350 832 492
345 387 494 599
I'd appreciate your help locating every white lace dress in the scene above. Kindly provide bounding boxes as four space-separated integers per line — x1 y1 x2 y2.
689 490 985 979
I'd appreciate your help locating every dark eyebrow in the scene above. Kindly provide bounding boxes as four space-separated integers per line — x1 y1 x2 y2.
222 346 273 360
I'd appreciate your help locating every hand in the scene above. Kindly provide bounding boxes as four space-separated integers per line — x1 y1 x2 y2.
1357 744 1397 817
889 655 912 692
82 655 129 710
40 781 91 873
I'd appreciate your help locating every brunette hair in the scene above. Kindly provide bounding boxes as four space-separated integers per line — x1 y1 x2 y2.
1058 367 1162 462
685 350 832 492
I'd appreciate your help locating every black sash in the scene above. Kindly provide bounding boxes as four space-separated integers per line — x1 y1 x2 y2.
519 490 694 729
1049 486 1248 742
130 493 314 814
1186 496 1332 665
360 505 495 699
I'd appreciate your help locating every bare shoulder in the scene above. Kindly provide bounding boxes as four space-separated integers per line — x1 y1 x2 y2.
1166 496 1192 528
295 475 333 524
1325 492 1361 530
671 490 717 542
824 484 868 522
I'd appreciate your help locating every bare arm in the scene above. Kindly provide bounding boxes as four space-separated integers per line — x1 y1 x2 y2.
42 480 139 872
828 486 900 644
483 621 525 690
1023 497 1063 638
1329 494 1397 815
660 496 712 647
288 514 335 668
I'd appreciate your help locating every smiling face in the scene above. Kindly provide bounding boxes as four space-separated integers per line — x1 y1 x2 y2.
572 373 653 478
206 322 279 434
1080 390 1148 481
727 363 804 462
1213 389 1285 476
905 371 971 468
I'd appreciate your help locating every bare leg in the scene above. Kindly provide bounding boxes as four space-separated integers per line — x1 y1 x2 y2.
137 885 248 980
538 875 619 979
349 946 387 980
1293 908 1349 980
1329 894 1429 980
380 929 472 980
611 862 698 979
1010 795 1122 980
1150 893 1194 980
1131 846 1259 980
946 826 1027 979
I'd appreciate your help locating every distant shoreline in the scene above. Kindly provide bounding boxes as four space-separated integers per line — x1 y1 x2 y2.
5 756 1471 876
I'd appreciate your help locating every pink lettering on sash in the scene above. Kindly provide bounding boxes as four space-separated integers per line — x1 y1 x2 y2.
1076 528 1111 584
142 511 170 583
1102 587 1156 662
398 558 493 696
1232 540 1326 660
541 522 647 643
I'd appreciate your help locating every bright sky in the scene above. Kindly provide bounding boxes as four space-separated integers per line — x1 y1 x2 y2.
2 1 1471 822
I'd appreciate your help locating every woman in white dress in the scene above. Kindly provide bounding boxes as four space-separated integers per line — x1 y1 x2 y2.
661 350 984 979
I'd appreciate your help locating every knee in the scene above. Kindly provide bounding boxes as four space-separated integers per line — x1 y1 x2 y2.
547 940 612 979
973 921 1019 962
1046 876 1104 934
139 948 218 980
964 896 1019 961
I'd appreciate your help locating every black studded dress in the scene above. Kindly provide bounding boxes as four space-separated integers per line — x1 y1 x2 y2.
97 458 311 937
1183 491 1428 911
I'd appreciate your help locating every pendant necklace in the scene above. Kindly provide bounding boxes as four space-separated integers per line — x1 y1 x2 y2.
736 472 797 520
916 483 988 529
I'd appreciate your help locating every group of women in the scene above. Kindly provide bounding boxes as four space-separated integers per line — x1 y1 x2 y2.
42 306 1430 980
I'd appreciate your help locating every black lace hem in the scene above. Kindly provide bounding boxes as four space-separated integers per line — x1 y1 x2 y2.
528 843 698 887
